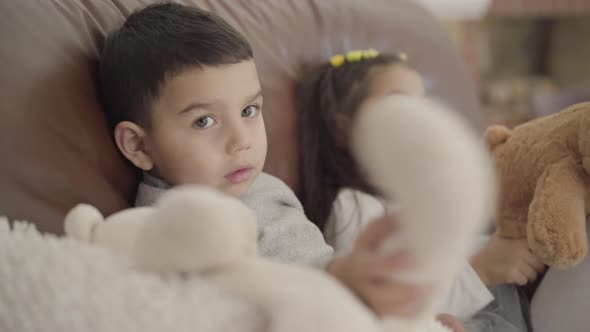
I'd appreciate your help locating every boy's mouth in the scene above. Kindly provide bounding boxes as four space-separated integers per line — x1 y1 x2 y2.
224 166 254 184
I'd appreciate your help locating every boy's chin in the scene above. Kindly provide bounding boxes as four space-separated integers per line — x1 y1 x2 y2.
222 180 254 198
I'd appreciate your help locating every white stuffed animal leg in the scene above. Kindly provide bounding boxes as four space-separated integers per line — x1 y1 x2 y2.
353 95 496 332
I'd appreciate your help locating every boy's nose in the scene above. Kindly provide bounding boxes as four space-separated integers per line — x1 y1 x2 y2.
227 123 251 154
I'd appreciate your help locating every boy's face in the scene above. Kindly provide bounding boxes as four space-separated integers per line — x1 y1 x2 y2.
142 60 267 197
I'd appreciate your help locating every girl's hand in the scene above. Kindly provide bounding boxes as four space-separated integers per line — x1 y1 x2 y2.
327 216 430 317
437 313 465 332
470 233 546 287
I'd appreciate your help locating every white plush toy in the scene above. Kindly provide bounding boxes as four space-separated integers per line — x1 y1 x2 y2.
65 186 383 332
352 95 495 331
63 94 495 332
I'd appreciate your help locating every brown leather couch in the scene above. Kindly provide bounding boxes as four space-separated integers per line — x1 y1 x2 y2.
0 0 481 234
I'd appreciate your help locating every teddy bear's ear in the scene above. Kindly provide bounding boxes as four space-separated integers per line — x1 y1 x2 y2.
64 204 104 242
483 125 512 151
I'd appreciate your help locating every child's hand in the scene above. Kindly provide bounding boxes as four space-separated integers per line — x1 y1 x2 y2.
327 216 430 317
436 314 465 332
469 233 546 287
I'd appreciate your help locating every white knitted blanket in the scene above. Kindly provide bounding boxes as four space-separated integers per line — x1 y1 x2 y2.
0 218 265 332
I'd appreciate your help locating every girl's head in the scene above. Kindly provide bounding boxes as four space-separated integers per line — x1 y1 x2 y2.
297 51 424 229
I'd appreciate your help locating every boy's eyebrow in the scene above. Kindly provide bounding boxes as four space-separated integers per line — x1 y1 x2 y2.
244 89 263 104
178 101 217 115
178 90 263 116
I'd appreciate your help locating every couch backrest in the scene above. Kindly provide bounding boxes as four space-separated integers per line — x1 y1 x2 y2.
0 0 481 234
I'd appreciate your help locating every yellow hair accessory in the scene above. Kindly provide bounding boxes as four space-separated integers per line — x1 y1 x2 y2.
329 49 380 68
329 54 346 68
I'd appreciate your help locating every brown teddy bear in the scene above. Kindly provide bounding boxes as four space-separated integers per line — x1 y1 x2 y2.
484 101 590 269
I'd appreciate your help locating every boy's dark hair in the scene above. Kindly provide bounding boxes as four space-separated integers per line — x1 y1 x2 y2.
98 2 253 129
297 54 407 230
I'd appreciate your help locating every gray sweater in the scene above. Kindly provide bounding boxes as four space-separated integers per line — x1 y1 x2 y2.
135 172 334 268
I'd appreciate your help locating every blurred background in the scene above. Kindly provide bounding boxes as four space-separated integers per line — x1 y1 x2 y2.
416 0 590 127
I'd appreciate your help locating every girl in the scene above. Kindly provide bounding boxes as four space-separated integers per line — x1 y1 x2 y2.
296 50 544 331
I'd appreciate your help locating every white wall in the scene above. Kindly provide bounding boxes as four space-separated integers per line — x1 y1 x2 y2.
412 0 491 20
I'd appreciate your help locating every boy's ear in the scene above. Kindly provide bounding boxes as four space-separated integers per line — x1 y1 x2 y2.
114 121 154 171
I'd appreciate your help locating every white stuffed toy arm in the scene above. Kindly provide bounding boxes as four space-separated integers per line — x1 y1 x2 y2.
352 95 496 332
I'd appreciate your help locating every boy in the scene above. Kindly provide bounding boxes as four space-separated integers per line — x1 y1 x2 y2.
98 2 430 319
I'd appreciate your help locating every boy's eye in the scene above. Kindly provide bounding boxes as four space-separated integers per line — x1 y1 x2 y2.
242 105 259 118
193 115 216 129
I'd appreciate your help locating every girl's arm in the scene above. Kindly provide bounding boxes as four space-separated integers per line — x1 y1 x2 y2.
324 189 386 255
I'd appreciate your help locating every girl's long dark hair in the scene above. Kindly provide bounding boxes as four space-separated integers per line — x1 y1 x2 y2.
297 53 407 232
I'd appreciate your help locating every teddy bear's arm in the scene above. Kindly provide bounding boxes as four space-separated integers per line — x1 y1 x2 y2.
527 156 588 268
